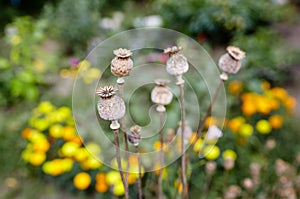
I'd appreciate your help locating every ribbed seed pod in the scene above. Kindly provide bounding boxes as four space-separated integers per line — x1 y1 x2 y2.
218 46 246 80
96 86 125 123
128 125 142 146
164 46 189 85
151 79 173 112
111 48 133 78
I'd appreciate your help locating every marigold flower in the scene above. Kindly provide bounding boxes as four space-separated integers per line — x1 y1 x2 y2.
238 123 253 137
269 115 283 129
95 181 108 193
113 181 125 196
203 145 220 160
204 116 218 128
222 149 237 160
242 101 257 116
73 172 91 190
228 80 243 95
29 152 46 166
256 120 272 134
227 117 245 132
106 171 121 185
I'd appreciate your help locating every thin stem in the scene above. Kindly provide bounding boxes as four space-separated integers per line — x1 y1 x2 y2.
158 111 164 199
179 84 187 199
195 79 224 142
118 82 129 195
113 129 129 199
135 146 143 199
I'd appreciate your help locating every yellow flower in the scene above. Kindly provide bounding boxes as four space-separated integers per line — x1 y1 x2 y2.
73 172 91 190
38 101 55 114
10 35 21 45
61 158 73 172
49 124 64 138
193 138 203 153
80 157 101 170
78 60 91 70
203 145 220 160
284 96 296 112
228 80 243 95
60 142 80 157
106 171 121 185
113 181 125 196
62 126 76 141
228 117 245 132
222 149 237 160
238 123 253 137
153 141 167 152
74 148 89 162
33 139 50 152
29 152 46 166
85 142 101 155
30 118 49 131
256 120 272 134
33 59 47 73
42 159 64 176
205 116 218 128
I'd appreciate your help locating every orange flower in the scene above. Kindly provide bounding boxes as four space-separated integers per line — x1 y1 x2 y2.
22 128 32 139
228 117 245 132
205 116 218 128
242 101 256 116
228 80 243 95
95 182 108 193
73 172 91 190
284 96 296 112
256 96 271 115
271 87 287 101
269 115 283 129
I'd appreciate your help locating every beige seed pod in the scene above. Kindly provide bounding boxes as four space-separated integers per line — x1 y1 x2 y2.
164 46 189 85
128 125 142 146
96 86 125 122
205 161 217 175
151 79 173 112
111 48 133 78
218 46 246 80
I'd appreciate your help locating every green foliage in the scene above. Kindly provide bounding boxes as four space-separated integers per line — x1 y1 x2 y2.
232 28 299 83
0 17 58 106
158 0 295 43
43 0 103 53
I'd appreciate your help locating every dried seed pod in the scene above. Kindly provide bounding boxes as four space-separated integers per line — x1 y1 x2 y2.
176 121 192 144
205 161 217 175
128 125 142 146
111 48 133 79
151 79 173 112
96 86 125 129
242 178 254 191
224 185 241 199
164 46 189 85
218 46 246 80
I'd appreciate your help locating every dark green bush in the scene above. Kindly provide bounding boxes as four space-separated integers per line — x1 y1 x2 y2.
158 0 295 44
43 0 103 53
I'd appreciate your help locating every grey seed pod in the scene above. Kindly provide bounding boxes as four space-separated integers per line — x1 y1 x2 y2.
128 125 142 146
164 46 189 77
151 79 173 112
96 86 125 121
176 121 193 144
218 46 245 75
111 48 133 77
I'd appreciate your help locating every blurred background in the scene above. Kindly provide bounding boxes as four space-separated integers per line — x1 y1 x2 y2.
1 0 300 198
